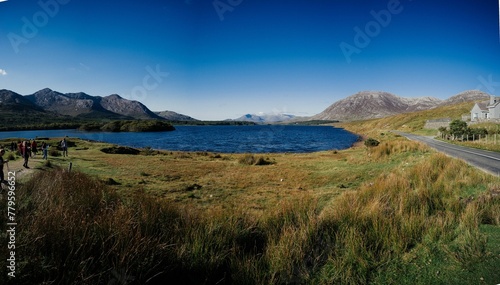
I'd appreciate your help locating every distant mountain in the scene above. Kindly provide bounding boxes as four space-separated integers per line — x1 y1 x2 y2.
311 90 489 122
0 89 45 112
5 88 178 121
439 90 490 106
0 88 202 130
154 110 198 121
26 88 125 119
100 94 164 120
311 91 442 121
232 113 296 123
0 89 71 129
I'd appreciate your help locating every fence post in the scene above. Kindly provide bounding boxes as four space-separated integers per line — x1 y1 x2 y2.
68 162 72 173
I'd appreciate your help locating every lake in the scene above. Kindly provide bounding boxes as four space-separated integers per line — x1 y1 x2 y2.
0 125 359 153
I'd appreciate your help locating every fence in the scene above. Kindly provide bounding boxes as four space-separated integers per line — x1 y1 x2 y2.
440 133 500 145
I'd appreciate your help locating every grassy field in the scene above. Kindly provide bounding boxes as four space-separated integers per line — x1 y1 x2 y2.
1 125 499 284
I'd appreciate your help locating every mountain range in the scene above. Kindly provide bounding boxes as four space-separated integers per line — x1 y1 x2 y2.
0 88 193 122
0 88 491 126
311 90 490 121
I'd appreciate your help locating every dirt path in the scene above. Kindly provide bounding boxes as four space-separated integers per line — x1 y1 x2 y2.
3 154 41 182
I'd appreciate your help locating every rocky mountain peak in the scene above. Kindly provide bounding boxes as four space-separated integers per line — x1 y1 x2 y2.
312 91 444 121
439 90 490 106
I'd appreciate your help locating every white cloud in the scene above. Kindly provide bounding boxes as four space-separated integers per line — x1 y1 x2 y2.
0 69 7 76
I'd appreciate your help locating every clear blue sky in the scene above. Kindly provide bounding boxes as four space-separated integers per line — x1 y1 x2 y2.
1 0 499 120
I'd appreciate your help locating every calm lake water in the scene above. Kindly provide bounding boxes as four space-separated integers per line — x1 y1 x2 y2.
0 125 359 153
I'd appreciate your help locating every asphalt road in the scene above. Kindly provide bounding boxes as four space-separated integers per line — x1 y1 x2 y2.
395 131 500 177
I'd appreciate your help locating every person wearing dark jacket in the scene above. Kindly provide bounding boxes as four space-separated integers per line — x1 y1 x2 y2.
22 141 30 168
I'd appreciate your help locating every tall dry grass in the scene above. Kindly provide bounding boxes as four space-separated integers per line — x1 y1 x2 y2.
367 139 428 161
314 153 499 284
1 152 498 284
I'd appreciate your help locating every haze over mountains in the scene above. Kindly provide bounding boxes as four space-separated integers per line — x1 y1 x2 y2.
232 113 297 123
0 88 491 124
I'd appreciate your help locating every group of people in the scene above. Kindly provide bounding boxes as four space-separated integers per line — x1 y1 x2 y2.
0 138 69 186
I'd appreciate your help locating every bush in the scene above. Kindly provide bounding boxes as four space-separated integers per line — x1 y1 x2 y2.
239 154 257 165
100 146 140 155
364 138 380 147
449 119 468 137
255 157 274 166
239 154 275 165
7 153 16 160
49 149 61 157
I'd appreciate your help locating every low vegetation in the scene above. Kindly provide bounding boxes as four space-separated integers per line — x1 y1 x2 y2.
364 138 380 147
0 135 498 284
437 120 500 152
239 154 275 165
340 101 476 136
79 119 175 132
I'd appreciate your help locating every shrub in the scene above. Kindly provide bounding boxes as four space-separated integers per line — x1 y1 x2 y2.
449 119 468 137
364 138 380 147
49 149 61 157
239 154 257 165
255 157 274 165
239 154 274 165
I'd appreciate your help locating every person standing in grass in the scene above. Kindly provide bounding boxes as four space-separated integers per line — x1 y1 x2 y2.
31 140 38 158
41 142 48 160
61 138 68 157
22 141 30 168
0 149 8 185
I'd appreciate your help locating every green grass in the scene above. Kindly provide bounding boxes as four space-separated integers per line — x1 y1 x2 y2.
1 110 499 284
0 138 498 284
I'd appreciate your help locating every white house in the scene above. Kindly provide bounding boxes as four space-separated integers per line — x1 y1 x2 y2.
471 96 500 121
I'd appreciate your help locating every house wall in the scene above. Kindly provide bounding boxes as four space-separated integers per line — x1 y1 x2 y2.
490 104 500 119
490 96 500 105
471 104 487 121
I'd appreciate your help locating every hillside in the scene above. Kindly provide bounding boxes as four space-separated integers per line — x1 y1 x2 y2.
154 110 198 121
340 101 479 135
26 88 128 120
312 90 489 122
0 88 200 130
99 94 164 120
0 89 74 129
439 90 490 106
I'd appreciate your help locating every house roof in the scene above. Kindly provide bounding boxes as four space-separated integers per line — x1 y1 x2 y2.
476 102 489 111
488 101 500 108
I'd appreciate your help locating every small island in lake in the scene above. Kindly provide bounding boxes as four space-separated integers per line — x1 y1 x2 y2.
78 120 176 132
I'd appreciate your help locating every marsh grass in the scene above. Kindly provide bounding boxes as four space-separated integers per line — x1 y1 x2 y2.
1 148 498 284
367 140 428 161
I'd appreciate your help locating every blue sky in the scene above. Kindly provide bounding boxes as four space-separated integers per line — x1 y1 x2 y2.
1 0 499 120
